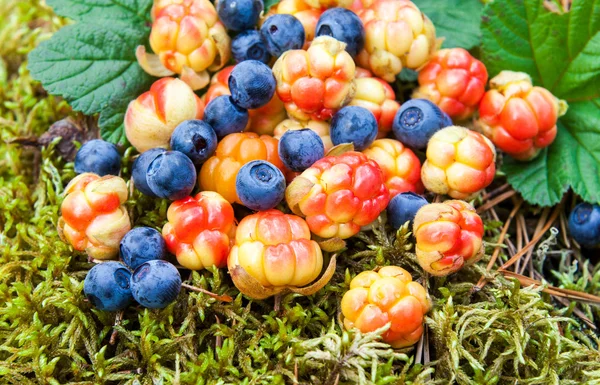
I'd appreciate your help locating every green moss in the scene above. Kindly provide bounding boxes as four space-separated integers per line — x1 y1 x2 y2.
1 1 599 384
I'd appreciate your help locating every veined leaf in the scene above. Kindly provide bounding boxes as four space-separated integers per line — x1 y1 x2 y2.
28 0 155 144
413 0 484 50
47 0 153 24
482 0 600 206
482 0 600 100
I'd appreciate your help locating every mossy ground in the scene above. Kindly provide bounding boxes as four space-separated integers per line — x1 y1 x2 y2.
1 1 600 384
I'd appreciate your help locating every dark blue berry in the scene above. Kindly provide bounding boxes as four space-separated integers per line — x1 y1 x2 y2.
147 151 196 200
232 30 270 64
260 14 305 57
74 139 120 176
170 120 217 167
130 260 181 309
228 60 276 109
236 160 286 211
132 148 166 197
393 99 451 150
216 0 263 31
84 262 134 311
315 8 365 58
387 192 428 230
203 95 249 139
330 106 378 151
279 129 324 172
568 203 600 248
120 227 167 270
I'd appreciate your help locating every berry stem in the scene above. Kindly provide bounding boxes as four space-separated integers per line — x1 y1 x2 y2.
181 283 233 302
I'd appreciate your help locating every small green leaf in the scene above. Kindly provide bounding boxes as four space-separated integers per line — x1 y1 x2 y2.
503 99 600 206
413 0 484 50
47 0 153 24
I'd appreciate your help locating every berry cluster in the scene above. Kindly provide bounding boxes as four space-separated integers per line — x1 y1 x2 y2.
59 0 587 351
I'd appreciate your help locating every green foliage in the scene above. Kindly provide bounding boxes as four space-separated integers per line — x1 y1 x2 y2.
481 0 600 206
27 0 155 144
413 0 483 50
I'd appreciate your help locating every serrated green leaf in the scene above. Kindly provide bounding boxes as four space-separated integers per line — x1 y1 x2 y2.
28 19 154 144
47 0 153 24
481 0 600 100
29 23 151 114
504 99 600 206
413 0 483 50
482 0 600 206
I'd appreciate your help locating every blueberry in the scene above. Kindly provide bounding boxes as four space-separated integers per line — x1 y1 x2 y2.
130 260 181 309
120 227 167 270
260 14 305 57
147 151 196 200
315 8 365 58
74 139 121 176
84 262 134 311
228 60 276 109
132 148 166 197
217 0 263 31
330 106 378 151
203 95 249 139
232 30 270 64
236 160 286 211
170 120 217 167
568 203 600 248
279 129 324 172
387 192 428 230
393 99 451 150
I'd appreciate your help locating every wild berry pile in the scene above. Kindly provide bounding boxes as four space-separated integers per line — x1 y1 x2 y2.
53 0 597 340
6 0 600 383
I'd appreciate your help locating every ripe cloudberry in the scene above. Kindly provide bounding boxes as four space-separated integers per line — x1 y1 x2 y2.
413 200 484 276
162 191 236 270
199 132 285 204
413 48 488 121
228 209 331 299
137 0 231 90
58 174 131 259
357 0 436 82
286 151 389 239
125 78 204 153
363 139 423 197
341 266 430 348
421 126 496 199
272 36 356 121
476 71 568 161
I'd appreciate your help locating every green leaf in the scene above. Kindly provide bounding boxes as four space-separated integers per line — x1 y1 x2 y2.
481 0 600 100
413 0 484 50
481 0 600 205
47 0 153 24
28 0 155 144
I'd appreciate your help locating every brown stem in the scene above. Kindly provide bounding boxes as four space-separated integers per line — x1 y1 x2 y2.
476 189 517 214
181 283 233 302
474 199 523 290
498 204 561 271
110 310 124 345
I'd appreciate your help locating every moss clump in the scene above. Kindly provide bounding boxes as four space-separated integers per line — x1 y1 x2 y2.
1 1 600 384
